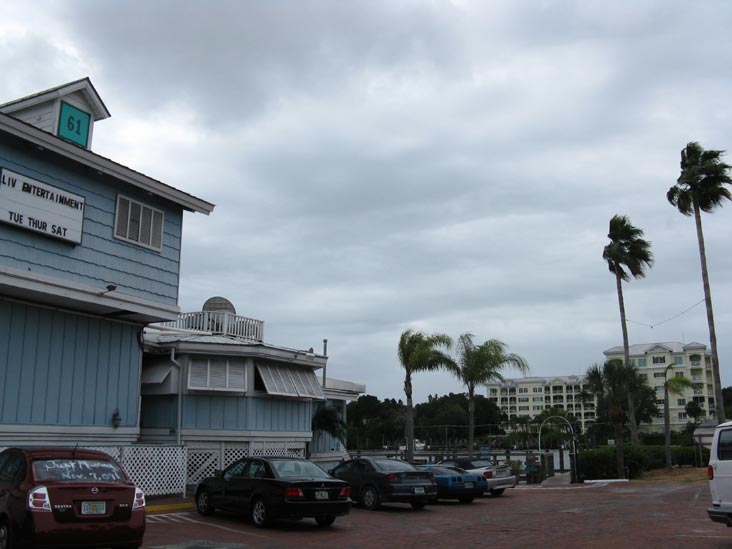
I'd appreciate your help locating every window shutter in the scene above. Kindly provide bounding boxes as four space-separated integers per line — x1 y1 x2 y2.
209 359 227 389
139 206 153 245
228 362 246 390
189 360 208 388
151 210 164 249
115 197 130 237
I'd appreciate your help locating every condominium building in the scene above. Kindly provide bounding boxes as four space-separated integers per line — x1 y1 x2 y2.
603 341 715 433
486 375 597 432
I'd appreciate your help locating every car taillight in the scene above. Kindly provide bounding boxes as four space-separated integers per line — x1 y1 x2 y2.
709 465 714 480
386 473 400 482
132 487 146 509
483 471 493 479
339 486 351 497
28 486 51 512
285 487 304 497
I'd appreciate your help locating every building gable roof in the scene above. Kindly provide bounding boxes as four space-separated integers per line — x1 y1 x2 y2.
0 77 110 121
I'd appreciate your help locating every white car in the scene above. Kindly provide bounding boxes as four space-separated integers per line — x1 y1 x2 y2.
708 420 732 526
436 458 516 496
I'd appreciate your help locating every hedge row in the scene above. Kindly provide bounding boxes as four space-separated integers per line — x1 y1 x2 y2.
577 445 709 480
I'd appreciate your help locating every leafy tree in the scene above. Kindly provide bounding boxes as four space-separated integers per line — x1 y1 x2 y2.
685 400 704 425
414 392 502 448
667 141 732 422
603 214 653 445
397 330 456 461
586 360 633 479
452 334 528 457
663 367 694 468
347 395 405 449
312 405 347 443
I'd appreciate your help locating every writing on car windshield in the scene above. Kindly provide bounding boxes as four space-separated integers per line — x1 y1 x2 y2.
33 459 125 482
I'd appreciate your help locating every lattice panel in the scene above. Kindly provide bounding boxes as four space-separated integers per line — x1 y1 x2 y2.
187 449 219 485
120 446 187 497
224 446 249 468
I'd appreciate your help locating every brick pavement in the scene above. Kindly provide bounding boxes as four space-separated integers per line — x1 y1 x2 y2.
142 481 729 548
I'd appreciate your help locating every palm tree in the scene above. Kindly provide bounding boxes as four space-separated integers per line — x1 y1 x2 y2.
397 329 457 462
585 360 632 479
668 141 732 422
603 214 654 446
452 334 528 457
663 366 694 468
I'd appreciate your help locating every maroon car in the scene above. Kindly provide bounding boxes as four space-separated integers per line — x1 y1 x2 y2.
0 447 145 548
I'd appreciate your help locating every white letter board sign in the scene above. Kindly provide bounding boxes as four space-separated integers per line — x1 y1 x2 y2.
0 168 85 244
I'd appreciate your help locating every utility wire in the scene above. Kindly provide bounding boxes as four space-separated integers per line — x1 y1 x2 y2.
627 298 705 329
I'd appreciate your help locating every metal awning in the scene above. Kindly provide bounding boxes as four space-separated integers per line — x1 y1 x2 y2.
256 362 324 399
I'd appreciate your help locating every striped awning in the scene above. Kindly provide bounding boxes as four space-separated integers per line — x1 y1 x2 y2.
255 362 324 399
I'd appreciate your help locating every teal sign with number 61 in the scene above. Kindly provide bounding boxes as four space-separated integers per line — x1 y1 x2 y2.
57 101 91 148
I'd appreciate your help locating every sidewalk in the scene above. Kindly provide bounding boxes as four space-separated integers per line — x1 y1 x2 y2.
540 471 572 486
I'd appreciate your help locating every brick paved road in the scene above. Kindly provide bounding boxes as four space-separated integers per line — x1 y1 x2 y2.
143 481 731 548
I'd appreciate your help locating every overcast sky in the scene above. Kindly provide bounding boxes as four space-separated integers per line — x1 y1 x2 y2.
2 1 731 403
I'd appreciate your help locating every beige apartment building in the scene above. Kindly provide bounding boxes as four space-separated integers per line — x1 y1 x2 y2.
487 341 716 435
486 375 597 432
604 341 715 433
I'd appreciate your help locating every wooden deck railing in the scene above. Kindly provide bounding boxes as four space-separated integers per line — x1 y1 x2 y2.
158 311 264 342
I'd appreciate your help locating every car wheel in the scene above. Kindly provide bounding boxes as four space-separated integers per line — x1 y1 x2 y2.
315 515 336 527
251 497 269 527
0 520 12 549
458 496 474 503
410 501 426 510
196 488 214 516
489 488 505 497
361 486 381 510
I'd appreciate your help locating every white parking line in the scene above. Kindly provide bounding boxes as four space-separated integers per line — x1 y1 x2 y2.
146 512 268 538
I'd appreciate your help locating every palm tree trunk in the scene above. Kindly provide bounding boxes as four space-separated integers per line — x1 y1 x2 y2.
613 420 625 479
694 203 725 422
468 386 475 458
616 271 639 445
404 371 415 462
664 373 672 468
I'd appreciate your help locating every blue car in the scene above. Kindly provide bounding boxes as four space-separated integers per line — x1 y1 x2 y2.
418 465 487 503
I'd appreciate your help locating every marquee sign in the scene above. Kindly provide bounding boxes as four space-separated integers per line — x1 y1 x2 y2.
0 168 85 244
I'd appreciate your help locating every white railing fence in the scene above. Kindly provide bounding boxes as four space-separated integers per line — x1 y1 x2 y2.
0 442 306 497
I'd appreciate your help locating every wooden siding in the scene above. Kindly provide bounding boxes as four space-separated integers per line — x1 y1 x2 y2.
0 136 182 305
10 103 55 134
0 300 141 427
164 395 313 432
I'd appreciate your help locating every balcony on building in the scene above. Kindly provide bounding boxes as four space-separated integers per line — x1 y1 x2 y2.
155 297 264 343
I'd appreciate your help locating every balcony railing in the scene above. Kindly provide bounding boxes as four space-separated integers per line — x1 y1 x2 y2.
158 311 264 343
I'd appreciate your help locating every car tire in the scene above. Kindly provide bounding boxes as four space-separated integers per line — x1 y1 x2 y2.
361 486 381 511
410 501 426 510
251 497 270 527
489 488 505 497
315 515 336 527
458 496 474 503
0 519 13 549
196 488 215 516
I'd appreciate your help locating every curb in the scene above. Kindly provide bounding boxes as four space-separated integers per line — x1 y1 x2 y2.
147 502 194 513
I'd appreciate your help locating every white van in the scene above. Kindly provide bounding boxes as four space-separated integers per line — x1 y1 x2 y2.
708 420 732 526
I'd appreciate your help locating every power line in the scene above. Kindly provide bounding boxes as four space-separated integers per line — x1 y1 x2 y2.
626 298 704 329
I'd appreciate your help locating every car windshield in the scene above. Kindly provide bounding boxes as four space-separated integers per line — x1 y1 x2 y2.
468 460 494 468
270 460 332 479
373 459 416 472
33 458 126 482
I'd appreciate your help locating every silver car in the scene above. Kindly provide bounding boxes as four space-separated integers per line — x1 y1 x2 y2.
436 458 516 496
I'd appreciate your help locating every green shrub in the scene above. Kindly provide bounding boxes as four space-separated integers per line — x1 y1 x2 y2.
578 444 708 480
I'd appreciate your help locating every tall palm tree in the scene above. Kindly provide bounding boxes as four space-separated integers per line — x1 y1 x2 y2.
603 214 654 446
585 360 632 479
397 329 456 462
668 141 732 422
452 334 528 457
663 366 694 468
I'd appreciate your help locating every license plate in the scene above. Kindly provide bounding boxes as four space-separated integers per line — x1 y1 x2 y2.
465 482 473 488
81 501 106 515
314 490 329 500
414 487 425 495
496 471 506 477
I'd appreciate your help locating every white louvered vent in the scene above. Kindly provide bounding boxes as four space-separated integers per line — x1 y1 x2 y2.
114 195 164 252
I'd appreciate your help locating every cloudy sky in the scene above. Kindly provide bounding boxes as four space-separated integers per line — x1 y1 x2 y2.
2 1 731 403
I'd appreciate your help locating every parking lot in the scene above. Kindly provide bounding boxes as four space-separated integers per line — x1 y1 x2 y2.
142 480 731 548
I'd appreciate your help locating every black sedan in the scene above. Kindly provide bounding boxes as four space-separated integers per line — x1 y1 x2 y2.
329 457 437 510
194 457 351 527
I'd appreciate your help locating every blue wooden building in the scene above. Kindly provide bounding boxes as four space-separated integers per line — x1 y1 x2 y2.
0 79 214 446
140 297 364 483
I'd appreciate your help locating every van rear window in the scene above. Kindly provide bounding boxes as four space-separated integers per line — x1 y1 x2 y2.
718 430 732 461
33 459 126 482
